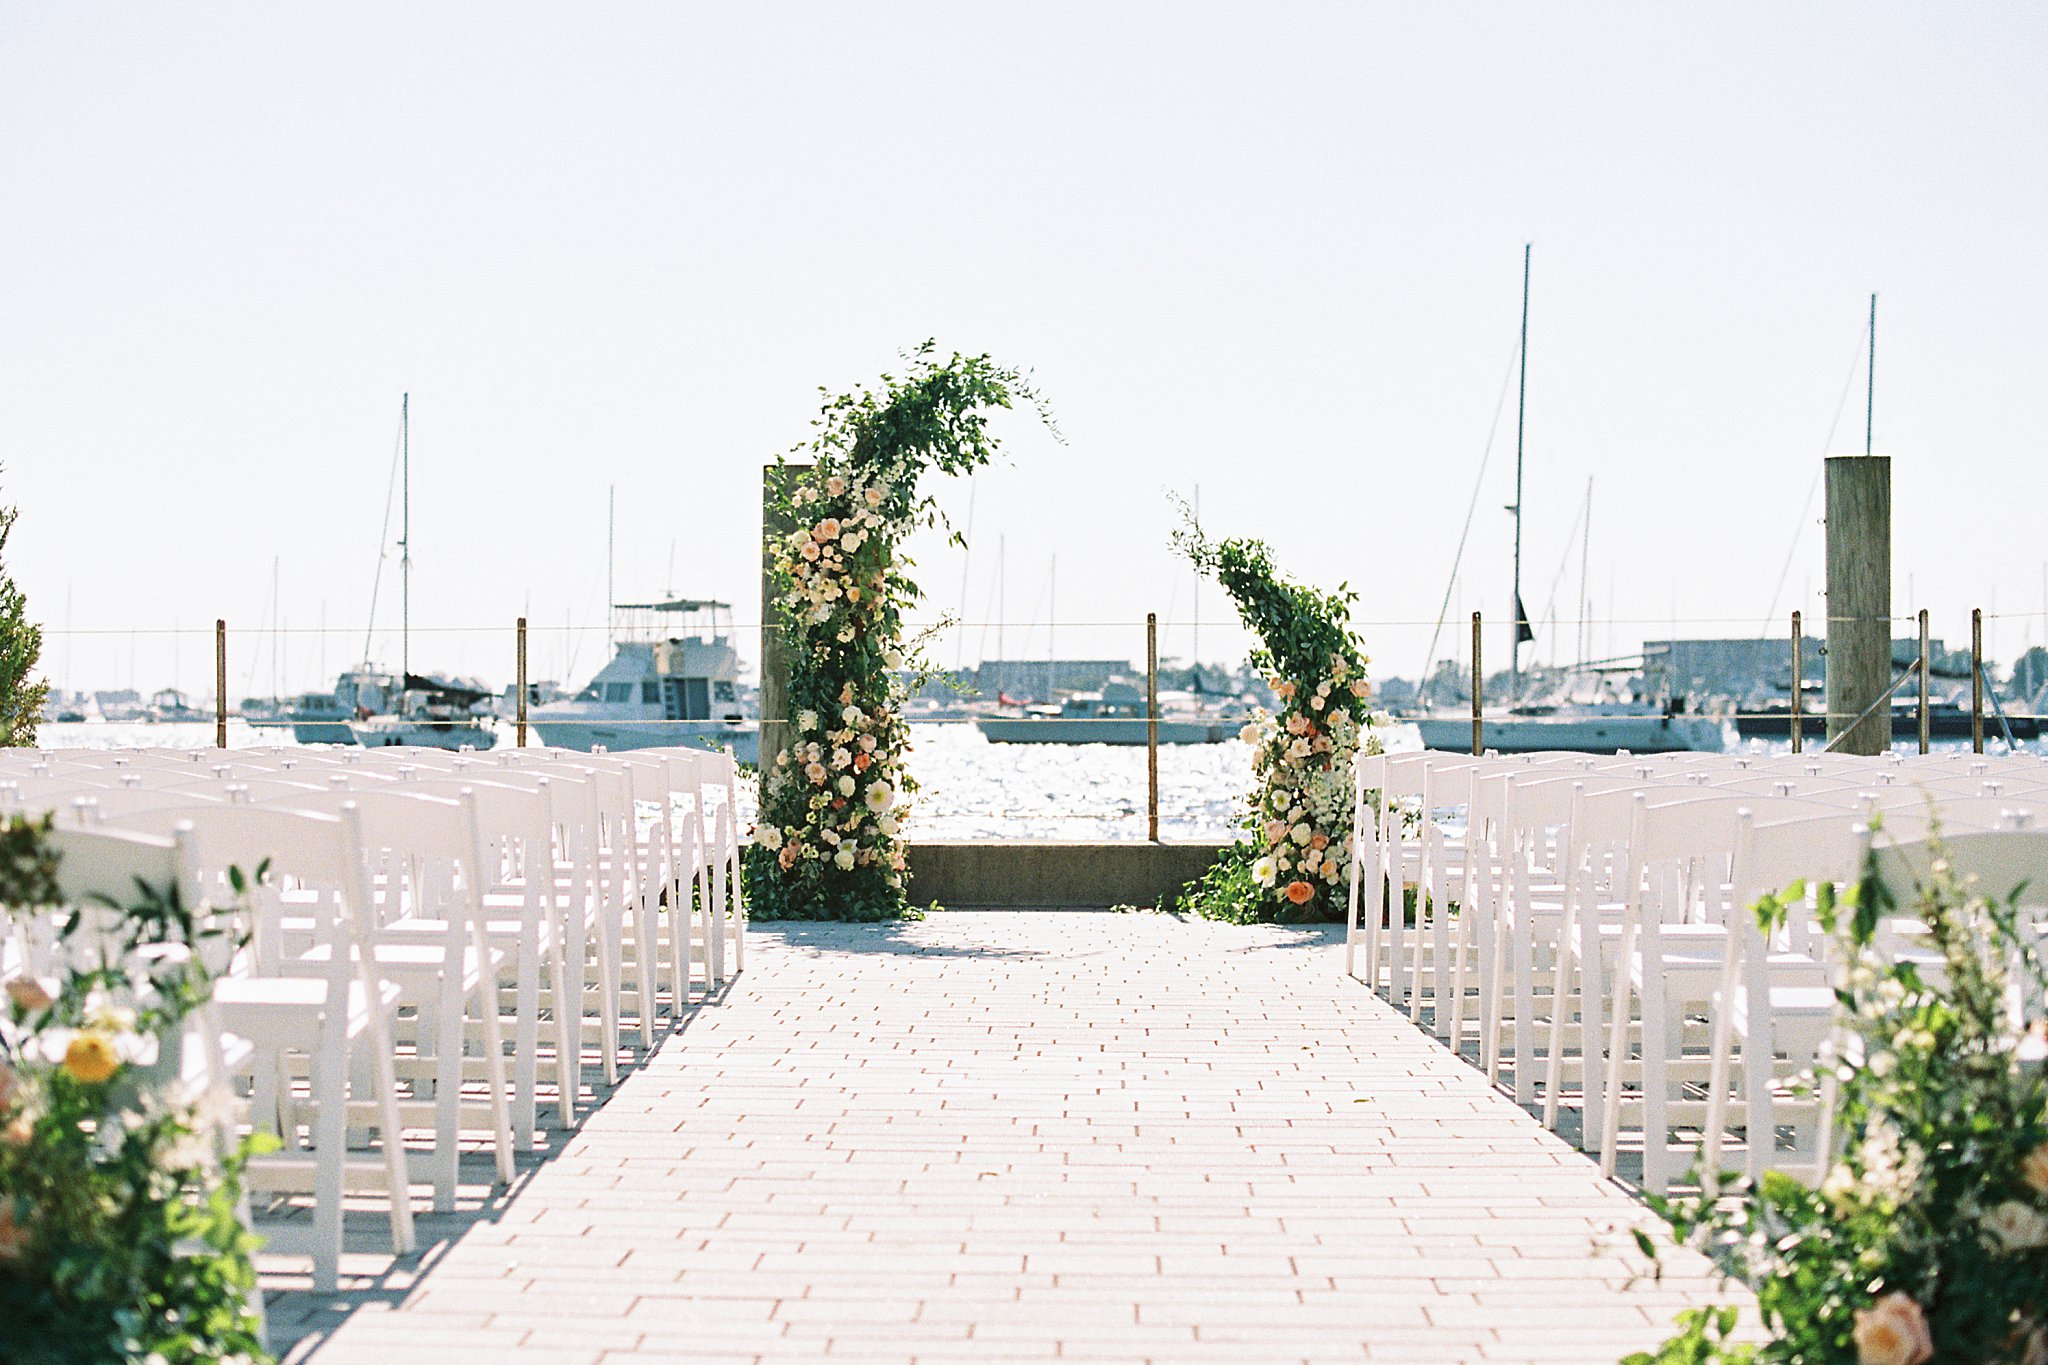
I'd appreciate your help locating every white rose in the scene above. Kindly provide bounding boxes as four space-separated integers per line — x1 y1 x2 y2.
1987 1200 2048 1252
755 825 783 851
797 709 819 731
833 848 856 871
1238 722 1260 744
842 705 864 726
837 775 856 797
877 813 899 838
1291 822 1312 846
883 649 905 670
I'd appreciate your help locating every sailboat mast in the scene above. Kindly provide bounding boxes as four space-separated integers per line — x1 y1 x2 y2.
1511 243 1530 702
1866 293 1877 456
400 392 410 681
1047 555 1057 702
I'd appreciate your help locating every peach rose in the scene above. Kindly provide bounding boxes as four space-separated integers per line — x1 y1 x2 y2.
2022 1142 2048 1196
1852 1292 1933 1365
825 475 846 497
1284 881 1315 905
814 517 842 541
777 844 799 871
853 752 872 772
0 1202 26 1262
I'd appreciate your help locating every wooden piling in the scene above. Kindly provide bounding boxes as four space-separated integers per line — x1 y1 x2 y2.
1972 608 1985 754
1824 455 1892 754
1145 613 1159 842
1917 608 1931 755
214 619 227 748
1470 611 1483 757
516 616 529 748
759 463 812 777
1790 610 1803 754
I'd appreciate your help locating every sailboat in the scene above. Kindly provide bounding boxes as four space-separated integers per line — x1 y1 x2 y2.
1414 247 1724 755
346 394 495 750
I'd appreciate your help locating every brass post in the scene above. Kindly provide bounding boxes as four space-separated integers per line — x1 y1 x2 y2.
1470 611 1483 757
1790 610 1803 754
214 619 227 749
1146 613 1159 843
516 616 529 749
1972 607 1985 754
1918 607 1931 755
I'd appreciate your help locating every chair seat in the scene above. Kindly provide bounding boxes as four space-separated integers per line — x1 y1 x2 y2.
215 975 402 1037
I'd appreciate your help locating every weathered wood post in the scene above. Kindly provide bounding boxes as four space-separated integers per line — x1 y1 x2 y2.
759 463 811 779
1972 607 1985 754
1790 610 1804 754
1145 613 1159 842
1824 455 1892 754
1470 611 1483 757
214 619 227 749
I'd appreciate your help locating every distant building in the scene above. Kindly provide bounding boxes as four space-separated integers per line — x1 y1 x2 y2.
974 659 1132 700
1642 636 1938 700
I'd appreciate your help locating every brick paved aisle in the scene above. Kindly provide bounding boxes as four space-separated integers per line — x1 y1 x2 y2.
303 912 1748 1364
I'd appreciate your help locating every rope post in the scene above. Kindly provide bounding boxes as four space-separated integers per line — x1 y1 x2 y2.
214 619 227 749
516 616 529 749
1918 608 1931 755
1470 611 1483 757
1145 613 1159 843
1790 610 1803 754
1972 608 1985 754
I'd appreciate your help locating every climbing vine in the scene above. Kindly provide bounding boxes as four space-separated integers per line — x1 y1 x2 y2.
745 344 1046 921
1172 508 1379 923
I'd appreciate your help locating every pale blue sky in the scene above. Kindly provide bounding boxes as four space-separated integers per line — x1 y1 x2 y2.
4 3 2044 697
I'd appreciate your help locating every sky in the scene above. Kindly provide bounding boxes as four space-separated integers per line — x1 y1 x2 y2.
4 3 2044 700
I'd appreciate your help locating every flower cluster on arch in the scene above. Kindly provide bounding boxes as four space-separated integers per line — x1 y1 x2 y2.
1244 655 1377 912
1174 512 1380 921
746 346 1039 921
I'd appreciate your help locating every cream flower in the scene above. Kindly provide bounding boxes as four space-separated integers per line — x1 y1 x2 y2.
877 813 900 838
814 517 842 541
865 487 883 506
833 848 856 871
1251 856 1278 886
755 824 783 851
864 782 896 814
797 709 819 731
1850 1292 1932 1365
805 762 829 786
825 475 846 497
837 775 856 797
1987 1199 2048 1252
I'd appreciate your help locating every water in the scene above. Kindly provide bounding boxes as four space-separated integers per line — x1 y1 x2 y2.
29 720 1256 841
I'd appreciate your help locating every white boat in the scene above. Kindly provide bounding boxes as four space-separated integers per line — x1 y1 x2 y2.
975 679 1233 745
289 666 400 744
530 598 759 765
1415 704 1726 755
349 674 494 750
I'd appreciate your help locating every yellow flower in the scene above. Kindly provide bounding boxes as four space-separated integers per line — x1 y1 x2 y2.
62 1032 121 1085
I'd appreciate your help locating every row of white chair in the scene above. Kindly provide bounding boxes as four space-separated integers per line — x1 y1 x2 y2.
0 742 747 1295
1345 747 2048 1193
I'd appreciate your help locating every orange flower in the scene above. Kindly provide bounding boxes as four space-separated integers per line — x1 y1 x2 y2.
1284 881 1316 905
853 752 872 772
63 1033 120 1085
1309 834 1329 852
0 1202 26 1262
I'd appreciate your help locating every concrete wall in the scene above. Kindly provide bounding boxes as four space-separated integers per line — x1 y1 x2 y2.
906 841 1230 909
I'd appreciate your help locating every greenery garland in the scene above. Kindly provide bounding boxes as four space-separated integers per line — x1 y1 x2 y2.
0 816 272 1365
744 344 1043 921
1172 509 1379 923
1630 836 2048 1365
0 483 46 748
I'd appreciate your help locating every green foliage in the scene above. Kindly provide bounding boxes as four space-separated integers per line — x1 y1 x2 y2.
747 344 1047 921
0 816 272 1364
1637 831 2048 1363
0 486 47 747
1171 506 1377 923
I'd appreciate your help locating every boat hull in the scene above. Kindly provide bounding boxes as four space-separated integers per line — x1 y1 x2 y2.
528 718 760 766
348 720 494 751
291 719 358 745
974 717 1229 745
1414 714 1726 755
1733 709 2043 742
